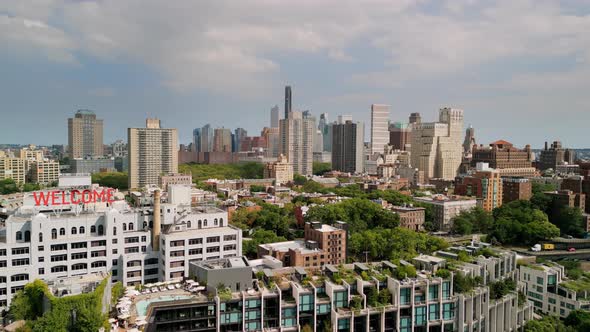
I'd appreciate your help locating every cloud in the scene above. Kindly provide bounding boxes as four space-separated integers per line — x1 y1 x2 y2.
1 0 590 99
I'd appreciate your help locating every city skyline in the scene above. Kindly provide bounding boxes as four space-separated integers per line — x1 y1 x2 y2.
2 1 590 148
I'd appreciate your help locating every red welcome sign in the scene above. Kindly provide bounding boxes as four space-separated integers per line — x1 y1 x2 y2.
32 189 115 206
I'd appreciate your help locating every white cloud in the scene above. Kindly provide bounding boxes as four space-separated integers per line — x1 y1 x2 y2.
1 0 590 98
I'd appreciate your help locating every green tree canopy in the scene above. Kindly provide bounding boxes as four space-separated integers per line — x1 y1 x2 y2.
91 172 128 190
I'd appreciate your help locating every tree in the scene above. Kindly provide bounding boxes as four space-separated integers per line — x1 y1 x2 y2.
293 174 307 185
0 178 19 194
524 315 571 332
565 310 590 330
249 185 266 193
550 206 585 237
313 162 332 176
302 324 313 332
489 201 559 245
91 172 128 190
452 217 473 235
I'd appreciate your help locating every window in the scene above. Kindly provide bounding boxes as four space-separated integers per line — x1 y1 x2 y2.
415 306 426 325
127 260 142 267
429 304 440 320
11 286 24 294
442 281 451 299
98 225 104 236
187 221 191 228
207 236 220 243
71 242 87 249
400 288 411 305
125 247 139 254
51 254 67 262
141 236 146 242
51 229 57 239
71 227 77 235
71 252 87 260
12 258 29 266
91 261 106 268
189 238 203 245
38 246 44 251
113 227 117 236
91 250 106 257
12 247 29 255
204 219 208 227
333 291 347 308
38 257 44 263
51 244 67 251
299 294 314 312
79 226 85 234
51 266 67 273
125 237 140 244
128 223 134 231
443 303 455 320
198 220 202 229
537 277 544 285
16 231 22 241
170 240 184 247
38 268 44 275
72 263 87 271
206 246 220 253
59 228 65 236
220 218 224 225
144 258 158 265
122 223 127 231
91 225 96 233
224 244 236 251
224 234 236 241
189 248 202 255
24 231 30 242
214 218 218 226
170 250 184 257
39 233 43 242
429 284 439 300
0 261 6 268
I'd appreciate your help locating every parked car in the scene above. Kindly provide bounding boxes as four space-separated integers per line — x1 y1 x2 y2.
568 247 576 252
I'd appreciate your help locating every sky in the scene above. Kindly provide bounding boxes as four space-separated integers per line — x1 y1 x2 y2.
1 0 590 148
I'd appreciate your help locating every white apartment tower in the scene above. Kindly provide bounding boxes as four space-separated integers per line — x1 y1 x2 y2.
411 108 464 180
128 119 178 189
370 104 390 155
279 111 315 176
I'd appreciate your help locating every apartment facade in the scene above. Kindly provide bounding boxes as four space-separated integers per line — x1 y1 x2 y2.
454 164 503 212
414 195 477 231
263 154 293 185
128 118 178 189
332 120 365 174
502 177 532 204
391 206 426 231
0 157 27 184
68 109 104 158
279 111 315 176
411 108 464 180
370 104 390 155
28 160 60 185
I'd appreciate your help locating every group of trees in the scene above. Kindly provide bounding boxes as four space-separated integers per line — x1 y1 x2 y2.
348 227 448 261
524 310 590 331
305 198 400 233
451 207 493 235
0 179 41 194
231 201 296 238
91 172 128 190
179 162 263 182
10 279 108 332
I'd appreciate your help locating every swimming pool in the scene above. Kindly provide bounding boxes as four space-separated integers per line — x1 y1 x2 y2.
135 295 193 316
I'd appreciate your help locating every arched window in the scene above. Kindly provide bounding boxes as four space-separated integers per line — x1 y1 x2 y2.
51 229 57 239
113 227 117 236
71 227 77 235
220 218 224 225
122 223 127 231
59 228 65 236
214 218 218 226
39 232 43 242
79 226 85 234
187 221 191 228
128 223 134 231
204 219 208 227
90 225 96 233
24 231 30 242
143 222 148 229
16 231 22 241
98 225 104 236
198 220 202 229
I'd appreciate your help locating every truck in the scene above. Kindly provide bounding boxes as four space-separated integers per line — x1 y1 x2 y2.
531 243 555 252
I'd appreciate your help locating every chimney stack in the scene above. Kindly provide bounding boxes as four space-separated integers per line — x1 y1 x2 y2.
152 190 161 251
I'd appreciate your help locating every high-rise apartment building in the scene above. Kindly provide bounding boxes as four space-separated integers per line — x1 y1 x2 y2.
67 110 104 158
262 127 280 158
233 128 248 152
212 128 232 153
332 120 364 174
128 119 178 189
199 124 214 153
389 122 411 151
370 104 390 155
284 86 292 119
318 113 332 152
411 108 464 180
539 141 576 171
279 111 314 175
454 163 503 212
463 125 476 157
19 146 44 162
111 140 127 157
471 140 534 176
270 105 279 128
192 128 201 153
28 160 60 185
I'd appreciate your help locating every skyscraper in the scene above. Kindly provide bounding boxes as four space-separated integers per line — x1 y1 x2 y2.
128 118 178 189
270 105 280 128
199 124 214 153
411 108 464 180
192 128 201 153
284 85 292 119
279 111 314 175
463 125 476 156
409 112 422 125
370 104 390 155
67 109 104 158
233 128 248 152
262 127 280 158
389 122 411 151
213 128 233 152
332 119 365 174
